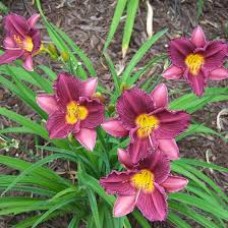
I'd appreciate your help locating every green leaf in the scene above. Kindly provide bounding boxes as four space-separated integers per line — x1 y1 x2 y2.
122 0 139 57
103 52 121 96
132 210 151 228
29 71 53 93
170 87 228 113
78 171 114 206
0 154 71 196
0 107 48 139
0 1 9 14
68 214 80 228
176 161 228 203
87 189 101 228
0 126 36 135
14 212 60 228
38 65 57 81
52 24 96 77
169 193 228 220
172 163 211 195
168 211 191 228
170 201 219 228
177 123 226 142
0 67 46 118
0 65 40 86
36 0 87 78
175 158 228 173
32 196 76 228
128 54 166 86
121 28 167 83
103 0 128 51
197 0 204 18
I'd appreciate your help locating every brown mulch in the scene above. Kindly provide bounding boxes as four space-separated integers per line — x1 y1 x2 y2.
0 0 227 227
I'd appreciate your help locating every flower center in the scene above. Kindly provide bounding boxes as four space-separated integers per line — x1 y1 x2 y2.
185 53 204 75
13 35 34 52
65 101 88 125
135 114 159 138
131 169 154 192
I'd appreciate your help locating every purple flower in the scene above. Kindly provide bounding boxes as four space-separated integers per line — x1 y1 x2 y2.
0 13 41 71
37 73 104 151
100 149 188 221
102 84 190 163
163 26 228 96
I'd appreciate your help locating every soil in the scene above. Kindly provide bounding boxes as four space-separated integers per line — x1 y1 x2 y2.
0 0 227 227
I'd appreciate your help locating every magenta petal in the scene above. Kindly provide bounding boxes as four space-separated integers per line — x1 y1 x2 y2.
158 139 179 160
23 56 33 71
36 94 58 114
209 67 228 80
140 150 170 184
155 110 190 138
128 134 150 164
118 148 133 169
5 13 28 37
79 98 104 129
162 65 183 79
168 38 195 67
204 41 227 70
191 26 206 48
161 175 188 193
185 69 207 96
150 83 169 109
100 171 135 195
0 50 24 64
27 14 40 28
3 37 15 49
47 111 73 139
117 87 154 129
101 119 129 138
83 78 98 97
136 184 167 221
113 195 136 217
55 73 83 105
75 128 97 151
30 30 42 53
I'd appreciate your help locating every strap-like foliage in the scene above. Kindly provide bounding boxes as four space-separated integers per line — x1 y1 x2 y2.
0 1 227 227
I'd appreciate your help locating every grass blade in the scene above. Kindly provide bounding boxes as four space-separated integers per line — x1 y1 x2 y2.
122 0 139 58
87 189 101 228
121 28 167 83
103 0 128 51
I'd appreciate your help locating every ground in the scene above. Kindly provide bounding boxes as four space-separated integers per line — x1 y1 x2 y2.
0 0 227 227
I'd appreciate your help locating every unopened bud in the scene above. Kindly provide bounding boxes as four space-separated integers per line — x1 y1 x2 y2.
93 92 105 103
120 83 131 92
108 104 115 113
60 51 70 62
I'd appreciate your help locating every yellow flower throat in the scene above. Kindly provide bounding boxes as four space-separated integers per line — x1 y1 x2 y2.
65 101 88 125
13 35 34 52
135 114 159 138
185 53 204 75
131 169 155 192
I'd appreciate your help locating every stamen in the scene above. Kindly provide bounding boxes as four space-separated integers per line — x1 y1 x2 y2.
23 37 34 52
185 54 204 75
13 35 34 52
65 101 88 125
135 114 159 138
131 169 154 192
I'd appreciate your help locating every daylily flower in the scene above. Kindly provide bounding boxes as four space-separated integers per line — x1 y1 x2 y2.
102 84 190 163
37 73 104 151
100 149 188 221
163 26 228 96
0 13 41 71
